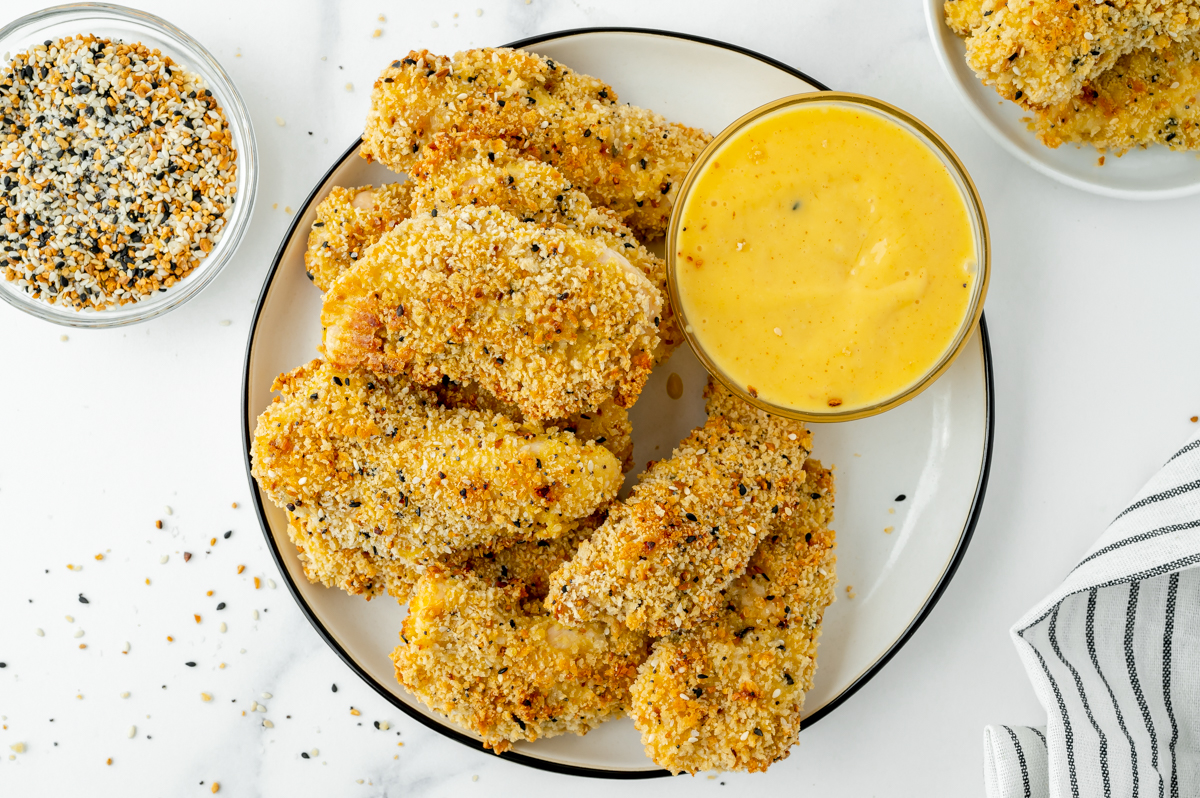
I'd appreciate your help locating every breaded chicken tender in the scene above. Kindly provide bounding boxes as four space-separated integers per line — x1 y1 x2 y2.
1030 34 1200 151
391 564 650 752
361 47 712 239
251 360 621 566
629 461 837 774
547 386 812 636
305 182 413 292
321 204 661 421
962 0 1200 107
411 137 683 360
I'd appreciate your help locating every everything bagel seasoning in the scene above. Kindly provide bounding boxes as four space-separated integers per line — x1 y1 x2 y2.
0 35 238 310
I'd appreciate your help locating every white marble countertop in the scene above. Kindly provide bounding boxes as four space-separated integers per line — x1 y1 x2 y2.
2 0 1199 795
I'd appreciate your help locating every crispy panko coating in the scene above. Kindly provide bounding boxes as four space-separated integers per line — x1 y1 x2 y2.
286 506 599 604
432 378 634 473
391 564 650 752
1030 34 1200 151
251 359 621 566
361 47 712 239
547 385 812 636
300 138 681 361
411 137 683 360
961 0 1200 107
286 509 419 601
629 461 837 774
321 203 661 421
305 182 413 292
944 0 995 37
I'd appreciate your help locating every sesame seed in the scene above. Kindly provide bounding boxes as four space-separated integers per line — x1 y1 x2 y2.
773 327 782 336
127 726 136 739
275 116 285 126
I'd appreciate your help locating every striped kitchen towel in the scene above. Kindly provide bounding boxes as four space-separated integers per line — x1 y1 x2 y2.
984 432 1200 798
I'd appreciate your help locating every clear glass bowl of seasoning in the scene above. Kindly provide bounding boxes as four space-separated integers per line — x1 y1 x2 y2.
0 3 257 327
667 92 989 422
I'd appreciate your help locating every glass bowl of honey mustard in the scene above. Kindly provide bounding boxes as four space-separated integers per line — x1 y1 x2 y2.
667 92 989 422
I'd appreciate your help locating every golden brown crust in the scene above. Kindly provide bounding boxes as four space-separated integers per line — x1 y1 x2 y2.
391 565 650 752
629 461 837 774
361 48 711 239
320 204 661 421
410 137 684 361
961 0 1200 107
546 384 812 636
250 359 622 567
1030 34 1200 152
304 183 414 292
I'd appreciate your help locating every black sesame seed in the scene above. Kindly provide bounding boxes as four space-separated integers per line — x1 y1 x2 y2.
78 594 89 604
301 752 310 759
332 684 338 692
895 494 906 502
224 530 232 539
185 662 196 667
216 603 226 610
498 667 508 674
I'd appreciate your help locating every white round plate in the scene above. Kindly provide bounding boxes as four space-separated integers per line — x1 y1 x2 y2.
242 28 994 778
924 0 1200 199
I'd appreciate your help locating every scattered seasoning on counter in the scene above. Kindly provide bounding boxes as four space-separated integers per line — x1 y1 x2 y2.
0 35 239 310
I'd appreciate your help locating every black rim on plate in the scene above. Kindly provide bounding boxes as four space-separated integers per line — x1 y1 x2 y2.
240 27 994 779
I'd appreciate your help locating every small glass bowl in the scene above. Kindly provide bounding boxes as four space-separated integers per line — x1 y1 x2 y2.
0 3 258 328
666 92 990 422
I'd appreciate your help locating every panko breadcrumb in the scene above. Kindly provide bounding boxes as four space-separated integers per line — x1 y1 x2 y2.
251 360 621 567
361 48 712 239
961 0 1200 107
628 461 836 774
391 565 649 752
320 203 661 420
1030 34 1200 152
547 383 812 636
304 183 413 291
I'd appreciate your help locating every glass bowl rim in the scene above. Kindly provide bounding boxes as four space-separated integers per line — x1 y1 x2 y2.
0 1 259 328
665 90 991 423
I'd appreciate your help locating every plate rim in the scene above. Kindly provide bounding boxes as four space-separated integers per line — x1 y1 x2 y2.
921 0 1200 201
239 26 995 779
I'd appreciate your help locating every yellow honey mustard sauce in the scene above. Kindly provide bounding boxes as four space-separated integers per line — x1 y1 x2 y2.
673 100 979 416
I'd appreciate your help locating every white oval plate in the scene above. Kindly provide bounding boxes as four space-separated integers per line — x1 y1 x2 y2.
242 28 994 778
924 0 1200 199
